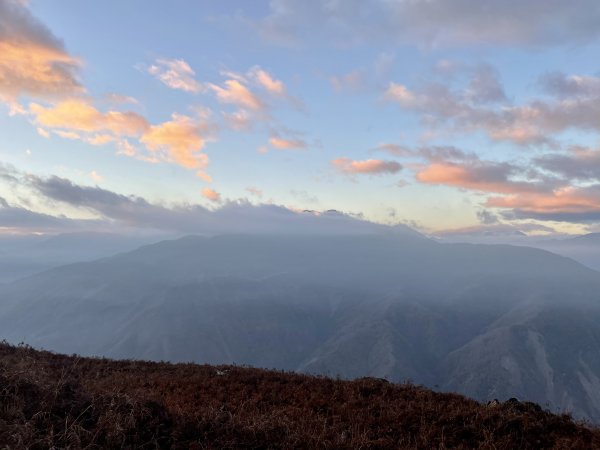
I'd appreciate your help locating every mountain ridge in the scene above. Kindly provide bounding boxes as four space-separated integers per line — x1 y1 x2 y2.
2 233 600 421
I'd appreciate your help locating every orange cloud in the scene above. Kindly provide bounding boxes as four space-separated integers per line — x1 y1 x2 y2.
332 158 402 175
201 187 221 202
0 1 82 104
269 136 307 150
1 2 218 182
140 113 209 171
30 100 214 178
30 100 148 136
206 66 300 130
0 42 82 104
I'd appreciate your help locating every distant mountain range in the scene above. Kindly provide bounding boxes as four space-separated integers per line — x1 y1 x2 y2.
2 232 600 422
3 228 600 283
535 233 600 272
437 230 600 272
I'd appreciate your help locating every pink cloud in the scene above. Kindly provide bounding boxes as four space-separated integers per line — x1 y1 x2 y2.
487 187 600 214
332 158 402 175
269 136 307 150
416 162 538 194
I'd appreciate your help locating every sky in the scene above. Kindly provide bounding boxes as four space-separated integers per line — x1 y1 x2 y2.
2 0 600 237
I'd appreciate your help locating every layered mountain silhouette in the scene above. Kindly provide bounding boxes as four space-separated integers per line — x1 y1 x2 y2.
2 232 600 422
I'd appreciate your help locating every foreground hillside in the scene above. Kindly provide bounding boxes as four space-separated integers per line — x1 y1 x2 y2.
1 343 599 449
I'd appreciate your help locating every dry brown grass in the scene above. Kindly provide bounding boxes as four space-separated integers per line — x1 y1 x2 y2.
0 342 599 449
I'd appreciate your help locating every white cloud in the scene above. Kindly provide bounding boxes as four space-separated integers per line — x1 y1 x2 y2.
148 58 203 93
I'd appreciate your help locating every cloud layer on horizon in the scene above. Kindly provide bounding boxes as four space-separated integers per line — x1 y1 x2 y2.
0 163 418 237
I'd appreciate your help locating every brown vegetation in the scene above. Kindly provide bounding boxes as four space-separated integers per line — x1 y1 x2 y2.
0 342 599 449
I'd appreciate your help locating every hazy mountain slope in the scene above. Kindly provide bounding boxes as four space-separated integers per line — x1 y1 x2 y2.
537 233 600 272
0 232 166 283
437 231 600 272
1 233 600 422
443 304 600 421
298 297 457 384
